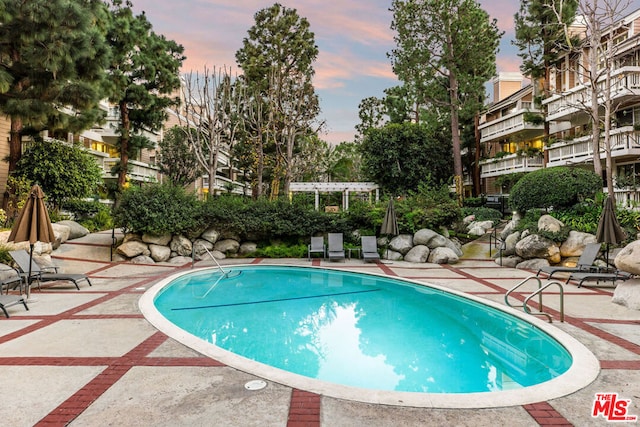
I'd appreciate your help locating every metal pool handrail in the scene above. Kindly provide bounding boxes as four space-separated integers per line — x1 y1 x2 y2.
192 242 230 276
504 275 565 323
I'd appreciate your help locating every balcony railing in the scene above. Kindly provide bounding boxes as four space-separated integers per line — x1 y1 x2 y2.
543 67 640 121
479 153 544 178
547 126 640 166
100 157 160 182
479 110 544 143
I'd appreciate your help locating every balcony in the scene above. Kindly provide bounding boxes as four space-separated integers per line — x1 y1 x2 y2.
100 157 160 182
479 110 544 143
479 153 544 178
547 126 640 167
543 67 640 122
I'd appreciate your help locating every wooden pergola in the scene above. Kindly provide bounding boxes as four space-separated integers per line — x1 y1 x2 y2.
289 182 380 211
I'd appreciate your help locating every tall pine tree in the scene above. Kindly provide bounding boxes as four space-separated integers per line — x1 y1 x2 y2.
105 0 184 191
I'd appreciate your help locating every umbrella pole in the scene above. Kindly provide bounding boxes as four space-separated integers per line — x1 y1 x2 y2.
27 243 33 300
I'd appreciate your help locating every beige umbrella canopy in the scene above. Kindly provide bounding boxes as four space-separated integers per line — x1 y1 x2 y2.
8 185 55 298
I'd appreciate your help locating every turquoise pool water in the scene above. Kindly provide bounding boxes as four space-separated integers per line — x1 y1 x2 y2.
152 266 572 394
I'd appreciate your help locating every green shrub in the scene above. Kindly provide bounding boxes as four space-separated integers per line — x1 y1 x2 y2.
113 184 201 235
253 243 307 258
509 166 602 212
461 207 503 222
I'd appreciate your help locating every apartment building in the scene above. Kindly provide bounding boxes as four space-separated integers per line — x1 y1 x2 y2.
0 93 248 206
543 8 640 208
478 72 546 195
479 8 640 209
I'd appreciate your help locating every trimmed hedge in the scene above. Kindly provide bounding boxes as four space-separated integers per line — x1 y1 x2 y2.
509 166 602 212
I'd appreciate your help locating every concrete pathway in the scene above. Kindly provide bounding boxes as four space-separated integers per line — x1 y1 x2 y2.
1 230 640 426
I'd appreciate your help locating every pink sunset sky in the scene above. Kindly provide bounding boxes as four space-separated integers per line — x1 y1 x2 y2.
131 0 640 144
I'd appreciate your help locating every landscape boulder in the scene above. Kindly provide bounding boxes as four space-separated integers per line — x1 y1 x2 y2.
214 239 240 255
559 231 597 257
515 234 561 264
142 233 172 246
57 220 90 239
538 215 563 233
404 245 430 263
428 247 459 264
389 235 413 255
615 240 640 275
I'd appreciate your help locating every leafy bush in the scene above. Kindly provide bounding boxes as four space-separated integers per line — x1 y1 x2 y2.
113 184 201 235
15 139 103 209
253 243 307 258
509 166 602 212
394 183 461 233
514 209 571 243
461 207 503 222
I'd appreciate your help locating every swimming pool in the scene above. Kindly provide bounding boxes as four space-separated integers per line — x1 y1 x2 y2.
140 264 599 408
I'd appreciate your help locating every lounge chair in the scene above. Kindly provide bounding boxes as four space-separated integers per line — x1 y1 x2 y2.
0 294 28 318
536 243 602 279
327 233 345 261
9 250 92 291
307 236 326 260
361 236 380 263
566 270 634 288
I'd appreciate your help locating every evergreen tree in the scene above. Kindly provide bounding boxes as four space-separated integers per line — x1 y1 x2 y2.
105 0 184 191
389 0 502 202
235 3 321 198
157 127 203 187
0 0 110 175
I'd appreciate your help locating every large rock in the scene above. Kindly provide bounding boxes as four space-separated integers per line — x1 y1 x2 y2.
612 282 640 310
413 229 446 247
51 223 70 245
239 242 258 255
149 244 171 262
142 232 172 246
56 220 90 239
404 245 430 263
502 231 521 256
500 218 519 240
496 255 523 268
214 239 240 255
538 215 563 233
389 234 413 255
516 258 550 270
200 227 220 244
193 238 214 257
443 238 463 257
383 249 403 261
428 247 459 264
515 234 561 264
116 240 149 258
170 235 193 257
559 231 597 257
131 255 155 264
615 240 640 275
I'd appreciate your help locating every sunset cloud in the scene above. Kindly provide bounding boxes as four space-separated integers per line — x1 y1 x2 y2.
131 0 640 143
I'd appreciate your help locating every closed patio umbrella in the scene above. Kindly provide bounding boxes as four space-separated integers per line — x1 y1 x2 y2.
380 198 399 260
596 196 627 266
8 185 55 300
381 198 399 236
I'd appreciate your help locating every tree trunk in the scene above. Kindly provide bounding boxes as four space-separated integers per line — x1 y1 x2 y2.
473 111 481 196
118 101 130 190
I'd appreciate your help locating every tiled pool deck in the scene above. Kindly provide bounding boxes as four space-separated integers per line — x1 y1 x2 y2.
2 231 640 426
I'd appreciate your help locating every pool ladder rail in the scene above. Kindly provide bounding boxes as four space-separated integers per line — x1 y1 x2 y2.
192 244 241 299
504 275 565 323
